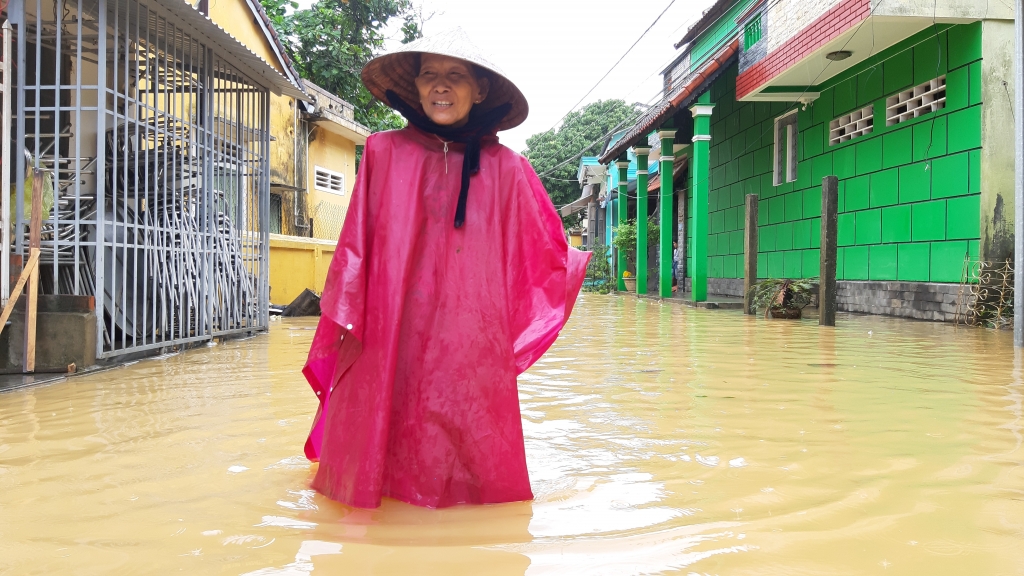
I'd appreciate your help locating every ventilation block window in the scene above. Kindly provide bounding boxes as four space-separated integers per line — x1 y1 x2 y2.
314 166 345 195
773 111 798 186
829 104 874 145
744 13 763 48
886 76 946 126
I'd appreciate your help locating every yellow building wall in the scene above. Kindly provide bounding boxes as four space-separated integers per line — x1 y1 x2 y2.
207 0 297 187
269 235 335 305
307 127 358 240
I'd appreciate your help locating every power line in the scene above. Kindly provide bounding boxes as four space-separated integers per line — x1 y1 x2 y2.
539 0 680 137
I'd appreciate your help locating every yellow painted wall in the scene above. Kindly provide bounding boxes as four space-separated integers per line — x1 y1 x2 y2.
208 0 297 187
307 127 358 240
269 234 336 304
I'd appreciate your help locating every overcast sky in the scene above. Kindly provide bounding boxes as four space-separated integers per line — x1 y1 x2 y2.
296 0 717 153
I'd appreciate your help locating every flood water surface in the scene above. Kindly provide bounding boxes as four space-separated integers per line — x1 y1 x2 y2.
1 296 1023 575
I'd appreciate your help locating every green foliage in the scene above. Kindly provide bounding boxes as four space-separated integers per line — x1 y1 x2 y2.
522 100 642 228
260 0 423 133
748 277 819 316
583 244 612 294
610 217 659 274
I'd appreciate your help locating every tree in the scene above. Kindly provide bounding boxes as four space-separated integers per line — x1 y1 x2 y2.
261 0 423 133
523 100 642 228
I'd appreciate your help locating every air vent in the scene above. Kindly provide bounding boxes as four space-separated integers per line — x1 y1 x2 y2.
885 76 946 126
314 166 345 195
829 104 874 145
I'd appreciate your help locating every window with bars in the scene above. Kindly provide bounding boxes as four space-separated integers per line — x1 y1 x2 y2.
269 193 283 234
886 76 946 126
314 166 345 195
744 14 763 48
829 104 874 145
773 111 798 186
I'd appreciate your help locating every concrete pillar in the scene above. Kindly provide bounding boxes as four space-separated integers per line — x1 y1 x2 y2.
633 145 652 295
820 176 839 327
689 94 715 302
743 194 758 315
616 159 629 291
1014 0 1023 346
658 128 677 298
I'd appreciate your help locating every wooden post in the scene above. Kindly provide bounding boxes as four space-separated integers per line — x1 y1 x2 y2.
24 169 42 372
819 176 839 326
743 194 758 315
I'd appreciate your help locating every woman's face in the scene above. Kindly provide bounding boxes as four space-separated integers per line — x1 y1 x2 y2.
414 54 489 128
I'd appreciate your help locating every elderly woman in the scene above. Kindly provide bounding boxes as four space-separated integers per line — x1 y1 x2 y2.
302 28 589 509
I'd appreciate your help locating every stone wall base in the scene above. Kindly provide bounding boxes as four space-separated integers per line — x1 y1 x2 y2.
683 278 962 322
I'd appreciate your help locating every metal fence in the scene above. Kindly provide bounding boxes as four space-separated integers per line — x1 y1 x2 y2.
8 0 270 359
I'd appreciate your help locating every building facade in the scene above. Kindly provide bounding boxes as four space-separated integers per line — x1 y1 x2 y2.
599 0 1017 322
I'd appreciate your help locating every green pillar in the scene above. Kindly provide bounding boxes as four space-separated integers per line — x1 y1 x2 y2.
633 145 651 295
689 95 715 302
658 127 677 298
616 158 629 291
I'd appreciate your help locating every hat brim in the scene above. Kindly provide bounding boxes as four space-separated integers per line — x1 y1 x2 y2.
362 51 529 132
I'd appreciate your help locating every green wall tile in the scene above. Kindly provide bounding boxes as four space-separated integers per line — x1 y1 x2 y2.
755 147 772 174
757 255 768 278
968 149 980 194
947 106 981 153
898 163 931 203
804 187 822 218
931 152 969 198
814 90 834 124
898 243 931 281
845 246 869 280
712 210 725 234
845 175 870 211
869 244 898 280
945 65 969 111
870 169 899 207
759 223 776 251
793 219 812 249
776 222 794 250
812 153 833 183
785 191 803 221
914 30 947 85
740 153 754 180
811 218 821 248
946 195 980 239
838 212 856 246
804 124 824 158
708 233 719 256
856 137 883 175
913 116 946 160
769 196 785 224
725 255 739 278
833 145 857 178
836 247 846 279
882 205 912 243
968 239 980 260
882 128 913 169
784 250 803 278
931 240 969 282
884 48 914 95
834 77 858 115
856 209 882 245
968 61 982 105
859 66 883 106
912 200 947 241
803 249 821 277
757 199 769 225
768 251 784 277
947 22 982 69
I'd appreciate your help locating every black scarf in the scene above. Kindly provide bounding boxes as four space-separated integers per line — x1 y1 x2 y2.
386 90 511 228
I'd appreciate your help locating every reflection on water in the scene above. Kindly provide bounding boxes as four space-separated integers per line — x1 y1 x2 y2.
1 296 1023 574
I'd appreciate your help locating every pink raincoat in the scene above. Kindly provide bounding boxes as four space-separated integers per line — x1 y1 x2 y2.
302 126 589 509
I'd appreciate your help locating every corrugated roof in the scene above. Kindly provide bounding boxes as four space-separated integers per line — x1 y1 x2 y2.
147 0 309 100
243 0 307 94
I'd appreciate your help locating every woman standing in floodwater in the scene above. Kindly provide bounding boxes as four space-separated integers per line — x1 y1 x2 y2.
301 28 589 509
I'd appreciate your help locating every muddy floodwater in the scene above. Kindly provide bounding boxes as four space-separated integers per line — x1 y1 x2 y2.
2 296 1023 575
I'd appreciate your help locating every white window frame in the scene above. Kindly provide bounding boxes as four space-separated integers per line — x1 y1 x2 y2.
773 111 799 186
314 165 346 195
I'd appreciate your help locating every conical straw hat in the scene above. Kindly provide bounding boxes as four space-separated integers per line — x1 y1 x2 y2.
361 28 529 132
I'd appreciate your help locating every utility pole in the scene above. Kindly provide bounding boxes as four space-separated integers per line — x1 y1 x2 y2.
1015 0 1023 347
